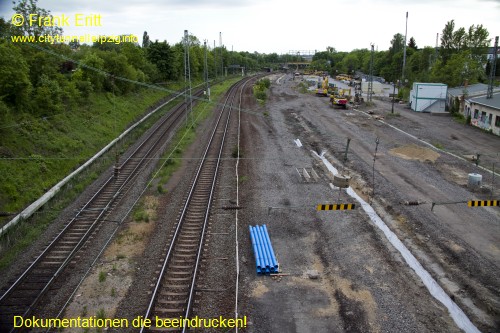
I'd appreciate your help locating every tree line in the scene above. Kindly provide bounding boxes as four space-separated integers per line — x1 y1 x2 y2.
309 20 498 92
1 0 498 119
1 0 298 120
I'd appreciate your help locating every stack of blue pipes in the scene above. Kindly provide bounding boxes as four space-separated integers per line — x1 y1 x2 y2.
249 224 279 275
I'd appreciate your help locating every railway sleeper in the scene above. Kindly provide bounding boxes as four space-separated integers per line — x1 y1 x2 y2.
177 242 198 248
39 260 65 266
180 224 203 230
62 232 85 238
159 291 187 297
175 248 197 254
157 299 187 306
63 234 82 241
57 241 79 247
177 235 199 241
147 327 181 332
167 271 193 283
169 265 193 269
172 254 197 259
44 254 70 260
154 308 185 315
163 283 190 290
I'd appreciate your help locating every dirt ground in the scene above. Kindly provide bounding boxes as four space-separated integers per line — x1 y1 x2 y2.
234 74 500 333
7 75 498 333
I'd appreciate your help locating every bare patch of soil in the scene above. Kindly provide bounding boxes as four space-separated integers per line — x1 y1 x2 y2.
389 144 440 162
64 196 157 323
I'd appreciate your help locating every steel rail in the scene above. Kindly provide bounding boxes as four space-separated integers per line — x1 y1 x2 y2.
140 77 253 333
0 89 204 332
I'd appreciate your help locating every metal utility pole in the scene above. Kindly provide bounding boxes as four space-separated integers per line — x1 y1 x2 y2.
219 32 223 77
214 40 217 78
435 33 439 62
184 31 188 125
204 40 210 100
184 30 193 127
391 81 396 113
401 11 408 85
368 44 374 102
487 36 499 99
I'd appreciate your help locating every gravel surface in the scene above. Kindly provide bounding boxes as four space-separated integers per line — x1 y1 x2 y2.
234 74 499 333
3 76 498 333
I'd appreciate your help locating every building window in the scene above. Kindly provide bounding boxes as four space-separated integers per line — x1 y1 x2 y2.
473 109 479 119
488 114 492 125
495 115 500 127
480 111 486 122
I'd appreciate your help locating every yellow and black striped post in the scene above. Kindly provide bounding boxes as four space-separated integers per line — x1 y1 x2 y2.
316 203 356 211
467 200 498 207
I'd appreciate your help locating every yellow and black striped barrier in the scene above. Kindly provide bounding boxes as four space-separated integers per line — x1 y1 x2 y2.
467 200 498 207
316 203 356 211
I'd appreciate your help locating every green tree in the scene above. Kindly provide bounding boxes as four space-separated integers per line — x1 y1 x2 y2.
147 40 177 81
32 74 63 115
440 20 456 63
100 52 138 94
0 41 32 107
69 39 80 50
431 51 484 86
408 37 417 50
440 20 490 64
390 33 405 56
79 51 106 91
142 31 151 48
12 0 63 37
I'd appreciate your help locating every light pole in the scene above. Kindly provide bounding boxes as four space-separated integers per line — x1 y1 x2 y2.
391 81 396 113
402 12 408 84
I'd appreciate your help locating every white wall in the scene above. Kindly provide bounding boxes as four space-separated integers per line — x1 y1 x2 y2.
410 83 447 112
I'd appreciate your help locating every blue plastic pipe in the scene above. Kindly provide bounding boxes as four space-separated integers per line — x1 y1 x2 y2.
251 225 266 274
249 226 261 274
262 225 279 272
255 226 270 273
260 225 274 273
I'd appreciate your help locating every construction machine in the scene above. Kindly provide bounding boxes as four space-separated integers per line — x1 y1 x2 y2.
329 88 350 109
316 76 329 96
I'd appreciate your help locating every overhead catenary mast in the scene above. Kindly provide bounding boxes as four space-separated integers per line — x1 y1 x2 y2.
220 32 224 76
204 39 210 100
184 30 193 127
401 12 408 85
487 36 499 99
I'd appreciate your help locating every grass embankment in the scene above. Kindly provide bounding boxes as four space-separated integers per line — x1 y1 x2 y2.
0 89 173 215
0 85 185 270
0 77 239 271
133 77 243 221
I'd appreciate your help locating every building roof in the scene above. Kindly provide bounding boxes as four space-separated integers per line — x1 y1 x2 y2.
448 83 489 96
469 93 500 110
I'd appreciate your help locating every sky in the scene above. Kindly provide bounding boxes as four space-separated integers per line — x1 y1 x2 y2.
1 0 499 54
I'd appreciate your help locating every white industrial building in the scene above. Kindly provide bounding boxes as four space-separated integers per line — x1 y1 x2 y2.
410 83 448 112
466 94 500 136
448 83 500 116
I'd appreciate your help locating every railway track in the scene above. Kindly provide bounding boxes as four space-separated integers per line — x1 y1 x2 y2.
141 77 253 332
0 89 204 332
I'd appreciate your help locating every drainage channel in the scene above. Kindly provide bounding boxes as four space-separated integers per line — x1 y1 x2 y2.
314 150 481 333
